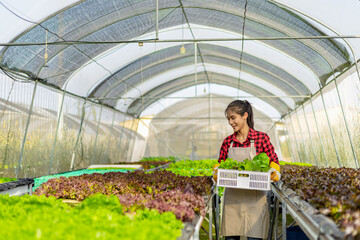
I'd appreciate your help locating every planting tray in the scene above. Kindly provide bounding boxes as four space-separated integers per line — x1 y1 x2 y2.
0 178 34 196
33 168 134 191
217 169 271 191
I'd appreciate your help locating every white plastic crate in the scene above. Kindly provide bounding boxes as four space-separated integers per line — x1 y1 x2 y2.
217 169 271 191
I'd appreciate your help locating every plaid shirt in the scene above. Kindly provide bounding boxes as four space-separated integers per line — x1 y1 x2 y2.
218 128 279 165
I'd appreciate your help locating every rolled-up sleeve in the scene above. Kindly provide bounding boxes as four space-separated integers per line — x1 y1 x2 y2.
218 137 231 163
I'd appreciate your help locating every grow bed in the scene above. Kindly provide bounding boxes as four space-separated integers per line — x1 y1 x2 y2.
33 168 133 191
272 165 360 239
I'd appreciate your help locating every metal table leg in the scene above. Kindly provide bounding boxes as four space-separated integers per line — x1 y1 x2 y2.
275 198 279 240
268 196 278 240
282 201 287 240
214 186 220 240
209 195 213 240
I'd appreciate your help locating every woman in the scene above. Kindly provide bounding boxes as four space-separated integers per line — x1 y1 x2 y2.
216 100 280 240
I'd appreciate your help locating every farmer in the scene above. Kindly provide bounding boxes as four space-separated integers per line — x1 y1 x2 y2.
214 100 280 240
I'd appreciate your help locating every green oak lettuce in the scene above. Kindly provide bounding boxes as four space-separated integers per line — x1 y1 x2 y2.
0 194 183 240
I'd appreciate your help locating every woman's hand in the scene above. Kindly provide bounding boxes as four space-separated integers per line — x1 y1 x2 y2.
212 164 220 182
268 162 281 182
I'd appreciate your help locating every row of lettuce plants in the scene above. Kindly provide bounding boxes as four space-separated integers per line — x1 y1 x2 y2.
2 157 213 239
166 159 218 177
35 170 213 222
0 194 183 240
281 164 360 238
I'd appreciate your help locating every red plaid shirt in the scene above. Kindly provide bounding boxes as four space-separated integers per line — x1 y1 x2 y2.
218 128 279 164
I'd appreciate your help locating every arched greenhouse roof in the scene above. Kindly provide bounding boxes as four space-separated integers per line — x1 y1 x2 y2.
1 0 360 122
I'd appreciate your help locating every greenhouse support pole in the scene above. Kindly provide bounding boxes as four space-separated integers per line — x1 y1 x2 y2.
16 80 38 178
287 115 302 163
155 0 159 40
301 105 319 166
319 89 341 167
128 119 137 162
116 114 127 161
91 104 103 165
334 78 359 168
310 99 328 166
282 118 295 163
128 120 138 163
294 109 310 164
208 91 212 159
48 90 66 175
195 42 198 96
124 119 135 162
283 118 297 162
70 100 86 171
106 109 116 163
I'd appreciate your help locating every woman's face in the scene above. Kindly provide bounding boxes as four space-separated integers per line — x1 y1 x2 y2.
226 110 248 132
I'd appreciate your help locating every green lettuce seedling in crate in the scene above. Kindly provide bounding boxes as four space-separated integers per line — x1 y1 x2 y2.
219 153 271 172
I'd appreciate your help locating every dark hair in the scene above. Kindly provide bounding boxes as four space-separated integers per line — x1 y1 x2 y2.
225 100 254 129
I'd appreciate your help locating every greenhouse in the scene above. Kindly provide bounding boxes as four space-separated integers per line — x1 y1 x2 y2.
0 0 360 239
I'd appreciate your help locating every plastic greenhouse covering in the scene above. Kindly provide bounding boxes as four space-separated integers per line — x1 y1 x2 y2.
0 0 360 179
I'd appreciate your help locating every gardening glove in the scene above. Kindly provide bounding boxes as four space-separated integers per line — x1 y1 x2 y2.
268 162 281 183
212 163 220 182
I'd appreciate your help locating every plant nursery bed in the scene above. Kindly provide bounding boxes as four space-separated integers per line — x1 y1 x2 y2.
35 170 213 224
33 168 134 191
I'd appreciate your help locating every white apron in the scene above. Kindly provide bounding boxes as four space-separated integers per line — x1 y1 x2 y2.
221 140 270 239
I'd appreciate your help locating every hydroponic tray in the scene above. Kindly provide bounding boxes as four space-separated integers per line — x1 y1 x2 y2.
271 182 345 240
0 178 34 196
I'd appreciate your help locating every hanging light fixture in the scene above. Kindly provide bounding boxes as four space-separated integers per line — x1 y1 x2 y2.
180 45 186 54
180 7 186 54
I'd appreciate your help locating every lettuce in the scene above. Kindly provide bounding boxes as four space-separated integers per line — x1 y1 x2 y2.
219 153 270 172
